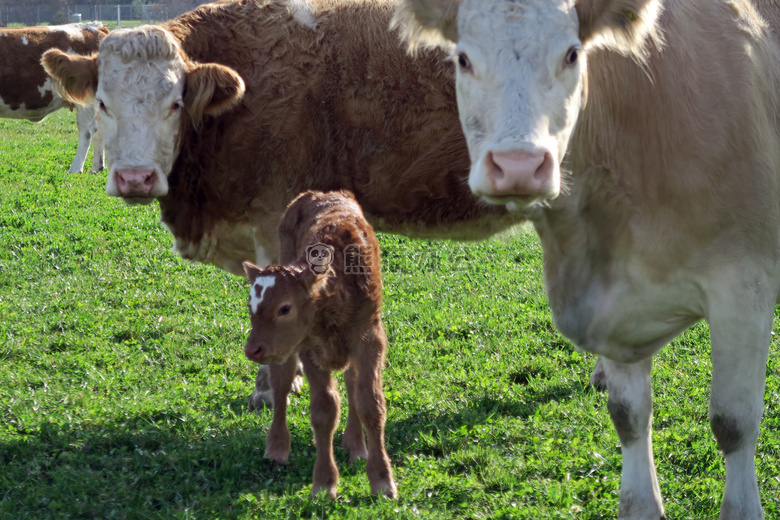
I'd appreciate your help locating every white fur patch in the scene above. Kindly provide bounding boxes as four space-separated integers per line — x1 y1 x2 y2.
47 22 104 40
250 275 276 314
21 36 28 45
285 0 317 28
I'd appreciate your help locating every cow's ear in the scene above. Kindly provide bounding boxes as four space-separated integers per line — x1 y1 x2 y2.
575 0 662 53
243 262 262 282
392 0 461 52
41 49 98 105
184 63 245 126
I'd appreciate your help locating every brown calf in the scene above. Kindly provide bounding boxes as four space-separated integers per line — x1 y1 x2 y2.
243 190 395 499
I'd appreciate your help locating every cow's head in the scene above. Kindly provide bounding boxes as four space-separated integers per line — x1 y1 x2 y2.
394 0 661 209
42 26 245 204
242 262 329 365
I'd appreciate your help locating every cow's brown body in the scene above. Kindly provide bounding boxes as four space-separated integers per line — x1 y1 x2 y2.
1 23 107 172
155 0 520 277
243 190 395 499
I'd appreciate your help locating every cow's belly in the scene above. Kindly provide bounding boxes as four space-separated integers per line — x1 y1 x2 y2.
548 269 704 363
165 220 273 276
0 92 63 121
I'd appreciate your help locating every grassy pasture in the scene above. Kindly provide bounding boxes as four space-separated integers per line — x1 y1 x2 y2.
0 110 779 519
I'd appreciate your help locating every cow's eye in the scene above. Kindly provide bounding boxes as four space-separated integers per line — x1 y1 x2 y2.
564 46 581 67
457 52 472 73
168 100 183 116
97 99 107 112
278 304 291 317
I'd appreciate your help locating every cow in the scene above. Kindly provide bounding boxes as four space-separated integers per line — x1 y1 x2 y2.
243 190 396 499
0 22 107 173
40 0 526 412
395 0 780 518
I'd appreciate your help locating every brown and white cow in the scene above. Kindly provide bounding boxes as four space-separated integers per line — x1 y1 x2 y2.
1 23 107 173
244 190 396 499
397 0 780 518
41 0 525 410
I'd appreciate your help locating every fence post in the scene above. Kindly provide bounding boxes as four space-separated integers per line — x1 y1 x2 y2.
117 4 121 27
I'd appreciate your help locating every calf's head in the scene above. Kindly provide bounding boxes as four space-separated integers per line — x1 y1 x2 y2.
395 0 661 209
242 262 329 365
42 26 245 204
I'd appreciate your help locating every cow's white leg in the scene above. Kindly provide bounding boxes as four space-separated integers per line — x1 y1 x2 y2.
602 357 664 520
708 291 772 520
69 104 98 173
90 119 105 172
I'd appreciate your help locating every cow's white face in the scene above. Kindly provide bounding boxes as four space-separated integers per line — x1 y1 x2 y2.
97 50 186 204
453 0 582 208
395 0 661 209
41 26 245 205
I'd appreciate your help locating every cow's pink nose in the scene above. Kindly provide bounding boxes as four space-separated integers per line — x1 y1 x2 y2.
484 150 555 199
114 168 156 197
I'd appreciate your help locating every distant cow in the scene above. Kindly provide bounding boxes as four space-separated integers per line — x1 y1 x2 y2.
41 0 524 409
244 190 396 499
1 23 107 173
397 0 780 518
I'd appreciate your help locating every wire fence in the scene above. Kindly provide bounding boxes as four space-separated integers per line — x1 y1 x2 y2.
1 4 201 28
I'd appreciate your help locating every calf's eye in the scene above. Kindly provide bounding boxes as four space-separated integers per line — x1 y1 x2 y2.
278 305 291 316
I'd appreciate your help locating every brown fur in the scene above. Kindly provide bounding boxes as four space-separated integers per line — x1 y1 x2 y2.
155 0 520 268
243 190 396 499
1 24 107 117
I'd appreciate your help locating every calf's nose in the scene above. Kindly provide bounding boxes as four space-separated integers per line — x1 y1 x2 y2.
245 341 268 363
114 168 157 197
484 150 555 199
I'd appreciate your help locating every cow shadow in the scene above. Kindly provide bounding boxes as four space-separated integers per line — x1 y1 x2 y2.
0 381 587 517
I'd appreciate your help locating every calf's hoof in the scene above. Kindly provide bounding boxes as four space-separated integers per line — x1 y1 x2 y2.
311 482 338 500
371 479 398 499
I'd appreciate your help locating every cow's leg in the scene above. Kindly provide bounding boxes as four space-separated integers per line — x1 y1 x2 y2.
90 119 105 173
249 356 303 411
263 356 300 464
342 365 368 462
69 104 97 173
590 355 607 391
301 350 340 499
352 330 396 498
601 357 664 520
708 292 772 520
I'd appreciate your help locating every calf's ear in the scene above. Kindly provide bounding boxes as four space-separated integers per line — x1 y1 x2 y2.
184 63 245 126
41 49 98 105
575 0 662 53
392 0 461 51
243 262 262 282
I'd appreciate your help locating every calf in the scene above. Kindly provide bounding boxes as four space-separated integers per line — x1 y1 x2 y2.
1 23 107 173
243 190 396 499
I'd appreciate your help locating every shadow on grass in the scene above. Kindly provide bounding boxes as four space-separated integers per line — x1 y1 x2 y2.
0 382 586 518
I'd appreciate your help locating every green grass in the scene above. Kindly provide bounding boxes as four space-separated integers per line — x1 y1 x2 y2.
1 111 779 519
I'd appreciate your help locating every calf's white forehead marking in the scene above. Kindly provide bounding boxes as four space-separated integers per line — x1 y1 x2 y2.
250 275 277 314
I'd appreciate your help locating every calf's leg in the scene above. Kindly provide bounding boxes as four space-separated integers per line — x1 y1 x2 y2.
352 330 397 498
342 365 368 462
264 356 300 464
301 350 340 499
602 357 664 520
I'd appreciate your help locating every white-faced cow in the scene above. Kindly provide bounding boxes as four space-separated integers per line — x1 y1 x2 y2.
397 0 780 518
1 23 107 173
41 0 525 411
244 190 396 499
